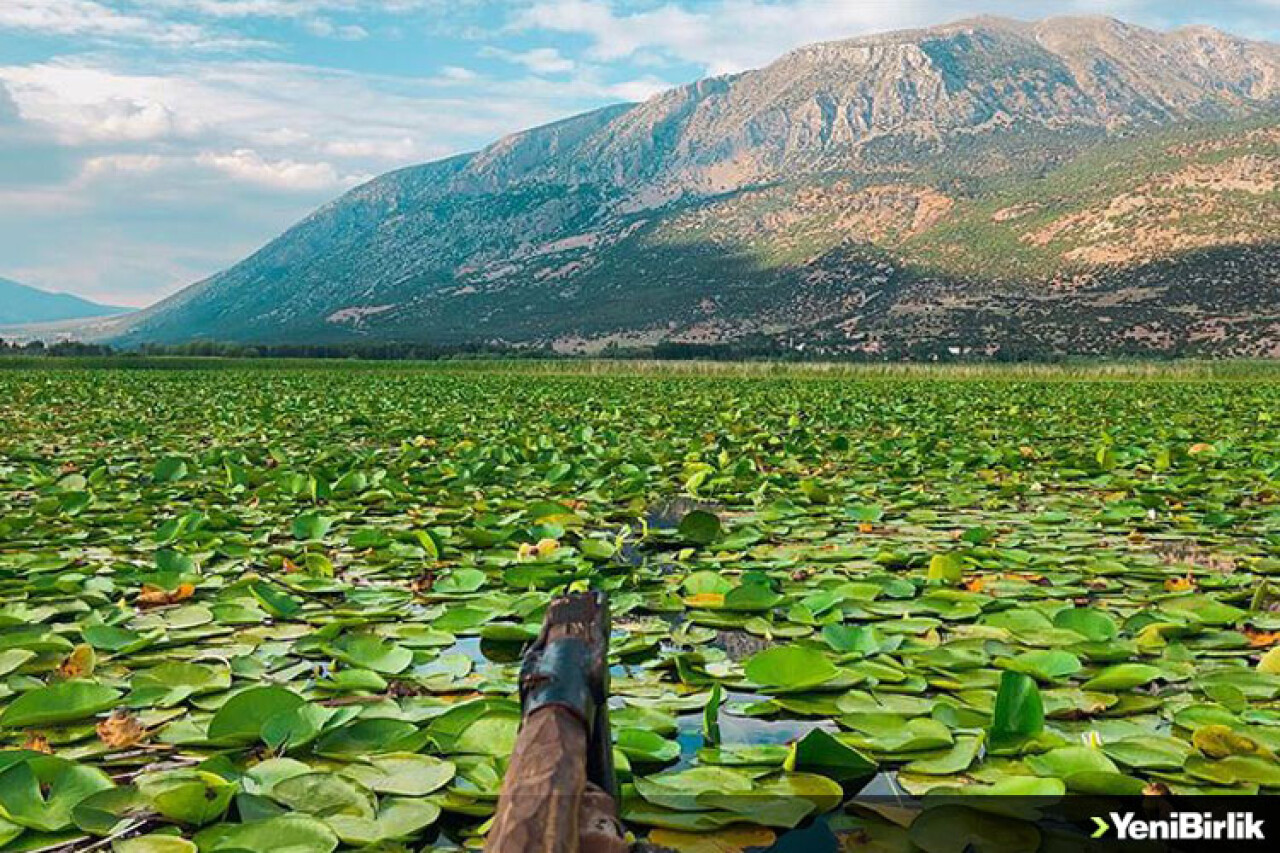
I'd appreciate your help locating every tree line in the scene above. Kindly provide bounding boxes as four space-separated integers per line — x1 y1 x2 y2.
0 336 1193 363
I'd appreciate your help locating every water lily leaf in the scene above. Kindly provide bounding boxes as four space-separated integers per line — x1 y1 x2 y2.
1185 754 1280 787
1103 735 1192 770
703 772 842 829
73 785 148 836
325 797 441 846
152 457 188 483
115 834 198 853
196 814 339 853
722 584 783 612
270 773 376 819
928 553 965 585
0 680 121 728
1191 724 1270 759
1052 608 1118 642
129 662 230 708
1063 771 1148 796
744 646 839 691
702 683 723 748
434 568 486 594
260 702 336 752
988 672 1044 752
840 716 953 755
1024 746 1118 778
137 770 235 826
0 756 114 832
820 625 882 655
784 728 876 781
1082 663 1162 691
315 718 422 757
634 767 754 812
1259 647 1280 674
908 804 1040 853
679 511 721 545
242 758 312 796
998 650 1082 683
618 728 681 764
327 634 413 674
292 512 334 541
248 581 303 619
647 826 776 853
205 686 306 744
0 649 35 677
979 777 1066 796
905 735 983 776
341 754 455 796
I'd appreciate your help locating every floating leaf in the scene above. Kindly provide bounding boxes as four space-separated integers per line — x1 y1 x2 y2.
0 681 121 729
928 553 965 585
784 729 876 781
678 511 722 545
206 686 306 744
137 770 235 826
988 672 1044 751
341 754 455 796
744 646 839 691
1082 663 1162 691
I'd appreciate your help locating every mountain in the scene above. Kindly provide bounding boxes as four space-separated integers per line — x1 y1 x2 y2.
109 16 1280 358
0 277 130 327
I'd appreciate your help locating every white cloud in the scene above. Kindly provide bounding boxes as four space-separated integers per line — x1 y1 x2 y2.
605 75 672 101
84 99 199 142
0 0 262 49
0 64 208 143
439 65 480 81
197 148 364 190
79 153 170 179
481 45 576 74
134 0 438 18
303 18 369 40
0 82 19 125
324 137 418 160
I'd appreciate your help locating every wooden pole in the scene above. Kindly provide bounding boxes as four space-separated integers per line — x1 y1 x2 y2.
486 592 627 853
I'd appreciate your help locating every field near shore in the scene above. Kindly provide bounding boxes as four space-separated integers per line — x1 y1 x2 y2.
1 361 1279 851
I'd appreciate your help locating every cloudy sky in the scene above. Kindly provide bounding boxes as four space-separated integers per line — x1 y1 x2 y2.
1 1 1277 307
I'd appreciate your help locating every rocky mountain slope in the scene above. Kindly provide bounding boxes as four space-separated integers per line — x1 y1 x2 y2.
0 277 128 327
107 16 1280 358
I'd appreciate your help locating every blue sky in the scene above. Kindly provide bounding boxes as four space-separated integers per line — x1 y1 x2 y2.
1 1 1277 307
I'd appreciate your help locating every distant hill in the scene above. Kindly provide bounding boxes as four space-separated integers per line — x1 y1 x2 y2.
0 277 130 327
106 16 1280 358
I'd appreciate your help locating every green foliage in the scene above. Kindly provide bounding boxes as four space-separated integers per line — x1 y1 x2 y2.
1 364 1278 849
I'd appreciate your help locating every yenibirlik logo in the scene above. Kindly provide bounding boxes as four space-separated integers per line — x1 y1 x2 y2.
1093 812 1265 842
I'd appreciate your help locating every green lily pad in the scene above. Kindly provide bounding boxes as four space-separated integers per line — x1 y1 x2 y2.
341 754 455 796
1082 663 1163 691
196 814 339 853
205 686 307 745
0 681 121 729
744 646 839 691
137 770 235 826
0 756 114 832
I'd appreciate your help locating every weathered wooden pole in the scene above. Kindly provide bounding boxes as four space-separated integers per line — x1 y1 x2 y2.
486 591 628 853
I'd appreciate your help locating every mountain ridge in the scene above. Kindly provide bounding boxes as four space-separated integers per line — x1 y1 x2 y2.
102 15 1280 358
0 277 130 327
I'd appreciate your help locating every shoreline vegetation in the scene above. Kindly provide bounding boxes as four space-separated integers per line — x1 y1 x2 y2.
6 337 1280 371
1 350 1280 382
